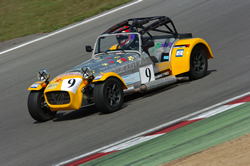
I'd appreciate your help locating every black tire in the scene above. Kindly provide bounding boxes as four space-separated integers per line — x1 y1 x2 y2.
188 46 208 80
94 77 124 114
27 89 57 122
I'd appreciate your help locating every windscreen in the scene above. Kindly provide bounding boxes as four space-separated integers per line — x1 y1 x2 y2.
95 33 140 54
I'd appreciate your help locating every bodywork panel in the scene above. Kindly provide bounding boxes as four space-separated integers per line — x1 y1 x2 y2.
44 72 84 111
171 38 213 76
28 81 44 91
69 53 140 77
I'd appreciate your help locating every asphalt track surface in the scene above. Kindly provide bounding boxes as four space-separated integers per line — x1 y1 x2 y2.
0 0 250 165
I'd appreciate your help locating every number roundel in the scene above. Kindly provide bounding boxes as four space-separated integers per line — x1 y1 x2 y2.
61 78 82 94
140 64 155 84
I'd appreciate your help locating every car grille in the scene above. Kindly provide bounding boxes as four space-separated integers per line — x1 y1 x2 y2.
46 91 70 105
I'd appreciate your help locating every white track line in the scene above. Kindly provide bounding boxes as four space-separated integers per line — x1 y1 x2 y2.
188 103 243 120
0 0 143 55
55 91 250 165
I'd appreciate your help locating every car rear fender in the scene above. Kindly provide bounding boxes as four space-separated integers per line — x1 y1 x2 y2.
92 72 127 90
170 38 213 76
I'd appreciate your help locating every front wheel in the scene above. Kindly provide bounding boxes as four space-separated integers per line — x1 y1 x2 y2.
188 46 208 80
94 77 124 114
27 90 56 122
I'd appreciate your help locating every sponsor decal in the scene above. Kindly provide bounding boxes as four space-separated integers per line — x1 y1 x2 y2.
121 57 127 62
117 59 122 64
94 75 103 80
31 83 40 88
99 66 109 71
46 82 59 90
151 43 161 52
128 56 134 61
51 72 81 83
68 54 139 76
160 41 173 48
114 56 121 59
122 72 140 85
55 78 62 82
59 72 81 77
151 41 173 52
163 56 169 60
103 61 139 74
158 63 169 71
176 49 184 57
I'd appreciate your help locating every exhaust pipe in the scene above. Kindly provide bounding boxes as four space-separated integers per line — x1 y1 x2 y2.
135 75 177 93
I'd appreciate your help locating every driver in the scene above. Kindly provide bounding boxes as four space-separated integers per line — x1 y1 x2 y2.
117 35 129 46
110 26 138 51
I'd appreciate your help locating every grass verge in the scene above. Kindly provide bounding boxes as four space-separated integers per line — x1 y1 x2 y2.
0 0 132 42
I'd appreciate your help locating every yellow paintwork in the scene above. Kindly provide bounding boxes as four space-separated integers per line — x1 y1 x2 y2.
28 81 44 91
110 44 121 50
45 90 84 111
156 61 171 73
49 72 82 83
28 72 127 111
92 72 127 90
110 45 118 50
43 72 85 111
170 38 213 76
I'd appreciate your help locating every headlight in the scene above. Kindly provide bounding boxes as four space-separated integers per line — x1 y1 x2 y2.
81 67 93 79
37 69 50 81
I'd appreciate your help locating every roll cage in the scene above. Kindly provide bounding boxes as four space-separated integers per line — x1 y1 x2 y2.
86 16 193 64
101 16 192 63
102 16 189 38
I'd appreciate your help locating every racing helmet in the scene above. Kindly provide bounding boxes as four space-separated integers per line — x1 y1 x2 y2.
116 26 135 49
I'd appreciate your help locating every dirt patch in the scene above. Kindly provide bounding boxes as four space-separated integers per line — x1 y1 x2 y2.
161 133 250 166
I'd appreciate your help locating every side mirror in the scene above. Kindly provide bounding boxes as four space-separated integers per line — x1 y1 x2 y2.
85 45 93 52
142 41 155 47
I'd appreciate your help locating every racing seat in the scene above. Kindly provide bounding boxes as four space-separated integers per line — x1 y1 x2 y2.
141 40 158 63
147 37 176 63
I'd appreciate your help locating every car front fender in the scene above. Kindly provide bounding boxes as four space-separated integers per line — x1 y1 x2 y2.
92 72 128 90
28 81 45 91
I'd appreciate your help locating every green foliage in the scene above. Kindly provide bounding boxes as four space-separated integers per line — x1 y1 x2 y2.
0 0 131 42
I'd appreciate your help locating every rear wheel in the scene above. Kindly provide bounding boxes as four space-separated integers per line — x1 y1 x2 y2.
28 89 56 122
94 77 124 114
188 46 208 80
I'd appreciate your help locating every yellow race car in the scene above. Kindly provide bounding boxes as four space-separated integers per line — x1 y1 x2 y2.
28 16 213 122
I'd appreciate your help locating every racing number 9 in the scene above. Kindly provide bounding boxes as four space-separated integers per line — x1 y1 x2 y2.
145 68 151 82
68 79 76 88
61 78 82 94
140 64 155 84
